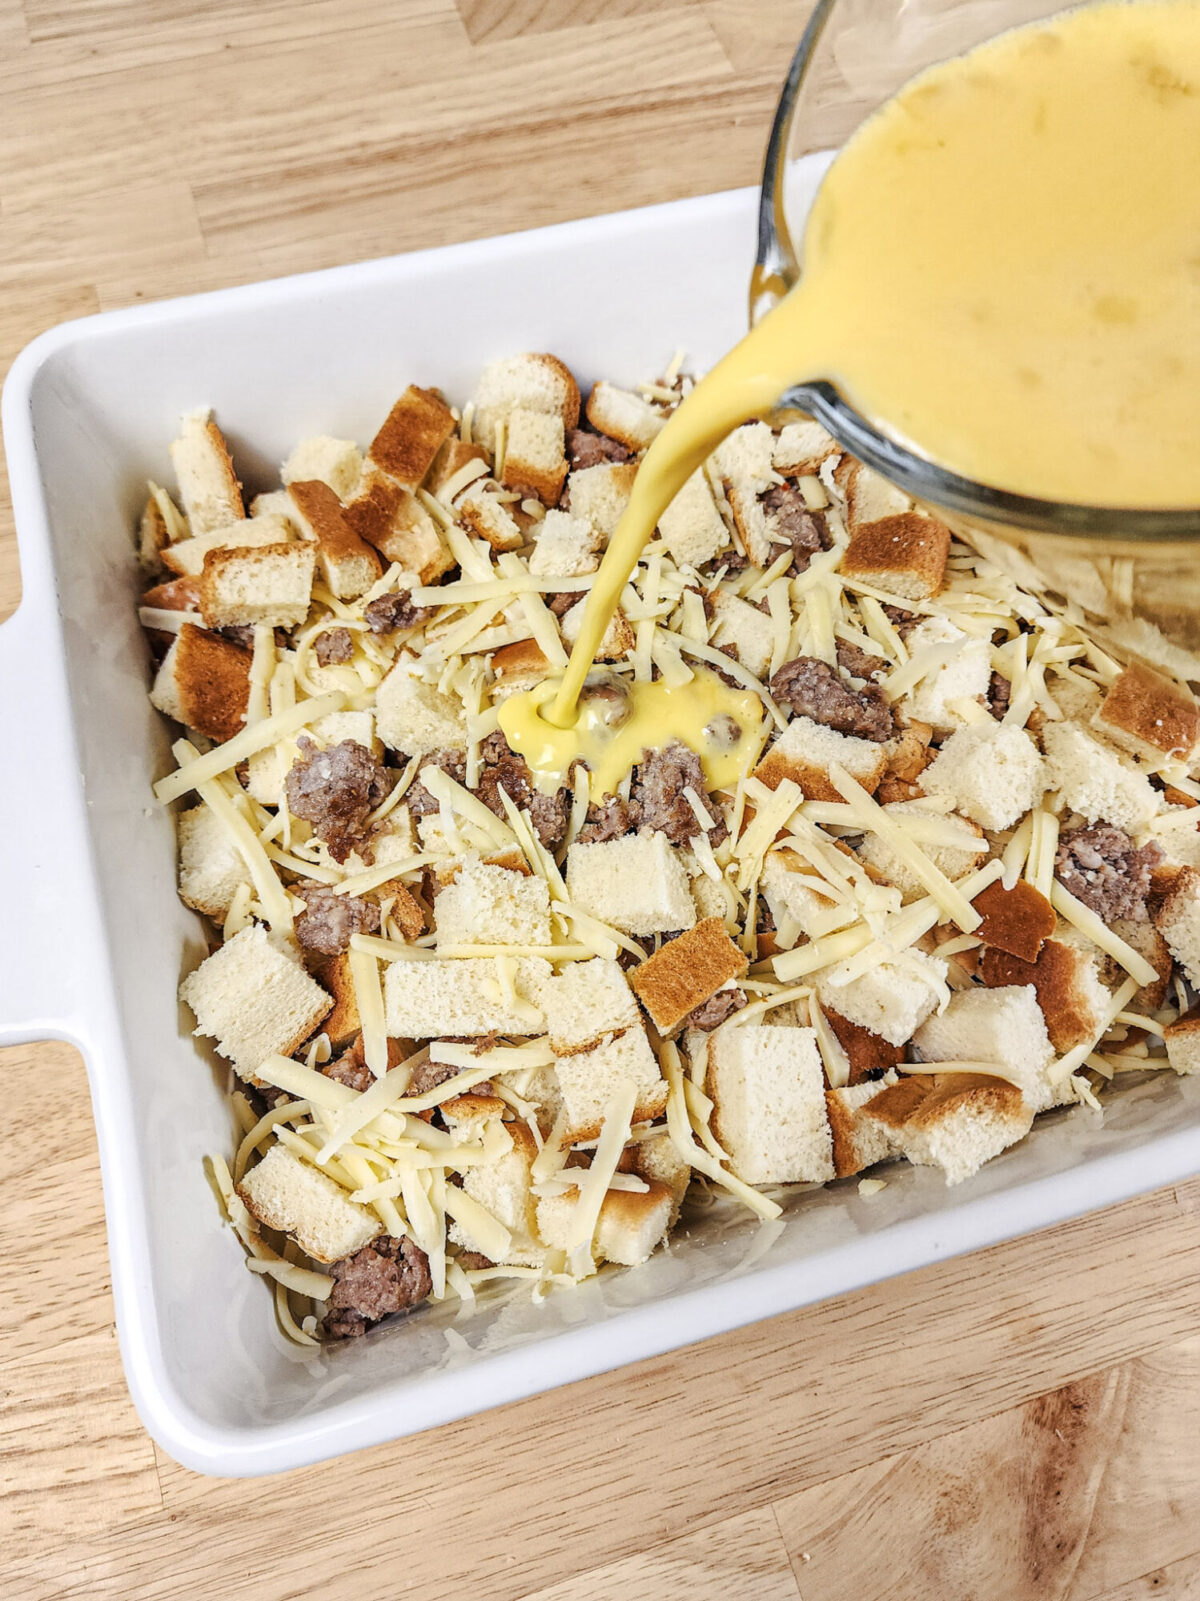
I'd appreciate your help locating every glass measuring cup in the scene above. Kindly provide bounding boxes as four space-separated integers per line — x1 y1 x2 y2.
755 0 1200 676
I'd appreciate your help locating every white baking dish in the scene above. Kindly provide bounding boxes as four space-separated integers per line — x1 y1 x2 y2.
5 161 1200 1479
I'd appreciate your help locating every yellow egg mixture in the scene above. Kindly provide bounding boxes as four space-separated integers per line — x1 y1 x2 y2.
502 0 1200 792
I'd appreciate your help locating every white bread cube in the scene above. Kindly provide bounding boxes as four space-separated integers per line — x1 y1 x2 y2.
855 801 985 902
368 385 456 492
435 859 551 948
470 353 581 449
862 1072 1033 1186
760 849 839 941
560 597 634 662
842 513 951 601
555 1026 667 1142
842 462 911 530
1092 662 1200 765
180 924 332 1077
383 956 550 1038
500 408 568 505
913 983 1057 1110
149 623 250 743
709 590 775 679
773 420 839 476
308 709 381 758
161 514 294 579
457 488 524 552
815 949 948 1046
713 422 777 566
199 542 315 630
628 1131 691 1225
826 1070 903 1178
900 617 991 735
566 834 696 936
1047 670 1104 724
754 715 888 800
281 436 363 501
657 469 729 569
1164 1007 1200 1075
528 510 603 577
237 1144 382 1263
286 479 382 600
1149 807 1200 870
347 471 453 581
177 803 252 921
978 934 1111 1054
169 410 244 536
1041 721 1162 836
585 380 665 451
451 1122 542 1267
921 723 1046 830
707 1024 834 1185
375 665 466 755
1154 867 1200 985
539 957 641 1052
566 461 637 536
489 639 554 703
536 1179 673 1267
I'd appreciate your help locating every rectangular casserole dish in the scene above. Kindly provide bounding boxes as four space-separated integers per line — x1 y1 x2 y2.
4 162 1199 1478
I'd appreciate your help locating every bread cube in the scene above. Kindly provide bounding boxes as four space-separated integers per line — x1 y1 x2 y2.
772 420 839 476
657 469 729 569
824 1007 906 1083
368 385 456 492
1164 1006 1200 1075
712 422 777 567
626 1131 691 1225
754 715 888 800
383 956 550 1038
971 878 1056 964
841 462 910 530
566 461 637 536
825 1070 903 1178
161 514 294 579
921 723 1045 830
855 801 985 902
1092 661 1200 764
536 1179 673 1267
706 1024 834 1185
169 410 244 536
759 849 838 941
345 471 453 581
435 859 552 949
815 948 948 1046
500 408 568 506
281 436 363 501
862 1072 1033 1186
709 590 775 680
450 1121 542 1267
1041 721 1161 836
528 510 603 577
1153 866 1200 985
199 542 315 630
456 488 524 551
913 983 1056 1110
311 952 361 1050
585 380 665 451
287 479 382 600
177 803 252 921
628 917 748 1034
470 353 581 448
539 957 640 1053
375 665 466 755
900 617 992 735
237 1144 381 1263
180 924 333 1077
555 1025 667 1142
841 512 951 601
566 833 696 936
979 936 1110 1054
149 623 251 743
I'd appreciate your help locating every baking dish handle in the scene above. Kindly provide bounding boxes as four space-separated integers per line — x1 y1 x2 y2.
0 576 98 1047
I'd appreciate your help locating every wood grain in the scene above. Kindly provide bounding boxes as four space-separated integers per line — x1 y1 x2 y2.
2 3 1199 1598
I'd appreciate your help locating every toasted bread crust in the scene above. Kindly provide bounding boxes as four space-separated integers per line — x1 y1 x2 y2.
368 385 456 491
313 952 361 1049
289 478 384 585
428 436 490 497
1095 661 1200 762
346 474 452 580
492 638 553 682
628 917 748 1033
824 1008 905 1084
841 512 951 600
971 879 1056 963
865 1071 1024 1133
754 746 887 799
978 939 1096 1053
142 575 201 612
537 355 582 430
825 1090 862 1178
172 623 252 742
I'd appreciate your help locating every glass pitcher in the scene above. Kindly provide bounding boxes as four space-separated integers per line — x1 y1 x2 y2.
755 0 1200 679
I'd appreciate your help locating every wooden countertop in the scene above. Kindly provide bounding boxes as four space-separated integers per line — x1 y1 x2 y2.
2 4 1198 1597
